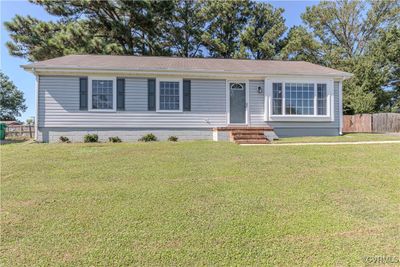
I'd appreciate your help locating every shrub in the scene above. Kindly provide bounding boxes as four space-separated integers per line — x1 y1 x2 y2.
138 133 157 142
59 136 70 143
109 136 122 143
168 136 178 142
84 134 98 143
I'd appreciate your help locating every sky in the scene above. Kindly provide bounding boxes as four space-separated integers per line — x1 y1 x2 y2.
1 0 318 122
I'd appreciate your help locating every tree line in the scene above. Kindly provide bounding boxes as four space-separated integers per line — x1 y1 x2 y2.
4 0 400 114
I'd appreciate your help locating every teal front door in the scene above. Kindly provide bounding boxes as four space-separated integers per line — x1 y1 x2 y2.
229 83 246 124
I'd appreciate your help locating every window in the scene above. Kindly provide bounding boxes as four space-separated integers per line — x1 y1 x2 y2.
270 81 330 119
285 83 314 115
92 80 113 109
156 79 183 112
160 81 180 110
317 83 327 115
272 83 283 115
89 77 116 111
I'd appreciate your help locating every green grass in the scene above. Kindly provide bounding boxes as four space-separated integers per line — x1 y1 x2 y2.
275 133 400 143
1 141 399 266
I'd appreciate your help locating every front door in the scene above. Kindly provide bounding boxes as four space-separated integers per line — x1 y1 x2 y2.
229 82 246 124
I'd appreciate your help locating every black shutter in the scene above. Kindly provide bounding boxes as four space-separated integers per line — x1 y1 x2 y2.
79 77 88 110
117 78 125 111
183 79 191 111
148 79 156 111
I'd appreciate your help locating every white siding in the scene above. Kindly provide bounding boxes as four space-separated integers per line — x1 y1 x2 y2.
38 76 227 128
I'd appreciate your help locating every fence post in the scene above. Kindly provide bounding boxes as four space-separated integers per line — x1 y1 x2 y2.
371 114 374 133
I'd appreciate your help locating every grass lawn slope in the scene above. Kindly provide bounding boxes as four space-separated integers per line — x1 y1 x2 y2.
1 141 399 266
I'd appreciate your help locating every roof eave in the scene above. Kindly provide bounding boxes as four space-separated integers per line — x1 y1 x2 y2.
21 65 353 79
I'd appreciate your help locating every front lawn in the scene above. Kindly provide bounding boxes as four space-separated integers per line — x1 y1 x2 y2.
1 141 399 266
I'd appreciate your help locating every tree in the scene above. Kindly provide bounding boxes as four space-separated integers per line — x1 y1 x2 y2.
282 0 400 114
280 26 324 64
5 0 287 61
5 0 175 61
0 72 27 121
238 2 286 59
201 0 251 58
166 0 206 57
344 85 376 114
367 26 400 112
5 15 125 61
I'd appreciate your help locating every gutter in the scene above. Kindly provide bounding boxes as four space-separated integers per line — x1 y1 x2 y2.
21 65 353 80
32 67 39 141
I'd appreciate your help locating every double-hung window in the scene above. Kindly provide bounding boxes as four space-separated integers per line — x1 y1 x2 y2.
89 77 116 111
317 83 327 115
272 83 283 115
156 78 183 112
271 81 329 118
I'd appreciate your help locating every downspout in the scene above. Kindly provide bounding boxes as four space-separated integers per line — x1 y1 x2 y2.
339 79 343 135
33 68 39 141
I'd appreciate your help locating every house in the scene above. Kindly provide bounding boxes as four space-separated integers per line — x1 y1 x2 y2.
22 55 352 143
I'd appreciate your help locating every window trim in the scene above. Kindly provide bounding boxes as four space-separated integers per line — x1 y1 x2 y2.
88 76 117 112
266 78 333 122
156 78 183 112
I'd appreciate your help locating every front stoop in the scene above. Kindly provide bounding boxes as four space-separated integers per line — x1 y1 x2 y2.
213 126 275 144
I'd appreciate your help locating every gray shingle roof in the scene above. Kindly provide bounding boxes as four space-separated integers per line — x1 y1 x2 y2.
22 55 352 77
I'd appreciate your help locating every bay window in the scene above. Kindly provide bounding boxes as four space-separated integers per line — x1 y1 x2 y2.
270 81 330 119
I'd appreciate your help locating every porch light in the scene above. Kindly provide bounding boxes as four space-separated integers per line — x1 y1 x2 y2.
257 86 262 94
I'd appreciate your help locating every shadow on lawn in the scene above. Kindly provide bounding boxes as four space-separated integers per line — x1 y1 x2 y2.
0 139 33 145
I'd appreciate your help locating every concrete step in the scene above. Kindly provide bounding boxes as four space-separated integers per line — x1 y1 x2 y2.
214 126 274 131
231 130 265 135
233 134 266 140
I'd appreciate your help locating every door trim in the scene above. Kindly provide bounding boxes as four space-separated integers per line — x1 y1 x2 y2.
226 80 250 125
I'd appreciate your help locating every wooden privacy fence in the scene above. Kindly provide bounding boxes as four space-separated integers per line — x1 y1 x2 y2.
5 124 34 138
343 113 400 133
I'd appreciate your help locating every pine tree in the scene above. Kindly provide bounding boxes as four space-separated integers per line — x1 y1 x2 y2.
201 0 251 58
239 2 286 59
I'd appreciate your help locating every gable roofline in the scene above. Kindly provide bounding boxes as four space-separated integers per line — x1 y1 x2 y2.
21 54 353 79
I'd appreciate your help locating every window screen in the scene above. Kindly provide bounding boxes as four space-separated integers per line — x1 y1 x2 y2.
285 83 314 115
317 83 327 115
272 83 283 115
159 81 180 110
92 80 113 110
